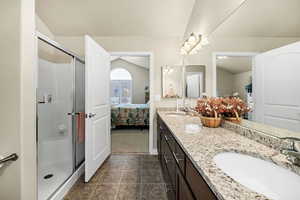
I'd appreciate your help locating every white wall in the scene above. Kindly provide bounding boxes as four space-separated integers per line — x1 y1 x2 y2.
111 58 149 104
37 59 74 166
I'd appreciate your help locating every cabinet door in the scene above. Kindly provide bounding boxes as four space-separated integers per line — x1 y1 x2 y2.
177 168 194 200
161 137 176 200
186 159 217 200
164 138 176 187
157 117 162 160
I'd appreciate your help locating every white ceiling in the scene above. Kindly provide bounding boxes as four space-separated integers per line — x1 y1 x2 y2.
184 0 300 39
217 56 252 74
213 0 300 37
111 56 149 69
36 0 195 37
184 0 245 38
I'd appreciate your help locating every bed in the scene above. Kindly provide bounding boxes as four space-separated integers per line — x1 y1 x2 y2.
111 104 149 128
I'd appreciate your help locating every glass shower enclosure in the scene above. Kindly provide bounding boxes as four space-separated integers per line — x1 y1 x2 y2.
37 35 85 200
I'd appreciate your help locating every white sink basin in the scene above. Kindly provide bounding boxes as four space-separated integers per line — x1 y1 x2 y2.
213 152 300 200
185 123 201 133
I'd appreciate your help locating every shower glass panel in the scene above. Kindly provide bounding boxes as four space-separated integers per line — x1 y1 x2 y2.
75 59 85 167
37 39 74 200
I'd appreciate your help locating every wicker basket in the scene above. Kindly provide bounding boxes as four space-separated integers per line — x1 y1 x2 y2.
224 110 241 124
200 111 222 128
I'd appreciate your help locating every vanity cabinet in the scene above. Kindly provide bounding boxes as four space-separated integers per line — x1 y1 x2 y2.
157 115 217 200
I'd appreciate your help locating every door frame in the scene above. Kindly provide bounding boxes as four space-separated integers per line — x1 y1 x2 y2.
110 51 155 154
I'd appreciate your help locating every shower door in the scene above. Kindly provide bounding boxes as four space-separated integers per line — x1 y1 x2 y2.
37 39 74 200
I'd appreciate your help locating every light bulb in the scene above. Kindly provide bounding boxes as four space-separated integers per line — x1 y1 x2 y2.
188 34 196 44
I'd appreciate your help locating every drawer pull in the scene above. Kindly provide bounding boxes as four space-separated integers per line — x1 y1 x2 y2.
164 135 169 141
164 155 171 163
173 152 184 163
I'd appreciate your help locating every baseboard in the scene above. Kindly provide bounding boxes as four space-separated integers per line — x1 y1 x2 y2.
150 148 158 155
49 162 85 200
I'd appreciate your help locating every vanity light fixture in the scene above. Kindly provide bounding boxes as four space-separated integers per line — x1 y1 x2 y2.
180 33 209 55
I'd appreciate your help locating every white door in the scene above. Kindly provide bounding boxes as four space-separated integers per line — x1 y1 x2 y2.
254 41 300 132
85 35 111 182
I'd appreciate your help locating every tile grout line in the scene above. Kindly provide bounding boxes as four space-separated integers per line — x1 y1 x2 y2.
114 163 126 200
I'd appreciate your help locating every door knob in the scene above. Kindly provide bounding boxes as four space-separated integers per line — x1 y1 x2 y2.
88 113 96 118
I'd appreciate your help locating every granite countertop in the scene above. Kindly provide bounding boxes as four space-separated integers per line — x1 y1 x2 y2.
157 110 300 200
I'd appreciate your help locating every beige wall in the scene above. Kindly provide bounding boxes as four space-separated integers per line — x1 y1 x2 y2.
216 68 234 97
55 36 183 98
233 71 251 101
111 59 149 104
0 1 21 199
21 0 37 199
36 15 54 39
1 1 36 200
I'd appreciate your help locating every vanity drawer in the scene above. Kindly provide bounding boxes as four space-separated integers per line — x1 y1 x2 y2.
185 158 217 200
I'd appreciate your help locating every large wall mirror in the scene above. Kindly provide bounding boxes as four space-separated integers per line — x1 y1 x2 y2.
161 65 183 98
214 52 300 139
184 65 206 98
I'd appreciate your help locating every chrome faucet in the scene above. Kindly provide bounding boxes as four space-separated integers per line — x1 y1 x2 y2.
280 137 300 166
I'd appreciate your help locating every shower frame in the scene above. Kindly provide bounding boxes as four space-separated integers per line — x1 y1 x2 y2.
36 32 85 200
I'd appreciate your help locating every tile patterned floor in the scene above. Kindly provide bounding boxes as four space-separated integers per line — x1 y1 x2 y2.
64 154 168 200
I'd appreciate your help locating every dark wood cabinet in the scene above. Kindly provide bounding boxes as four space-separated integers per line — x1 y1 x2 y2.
157 115 218 200
177 167 194 200
186 159 217 200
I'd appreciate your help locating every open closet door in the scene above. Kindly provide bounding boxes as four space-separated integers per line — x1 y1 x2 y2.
85 35 111 182
254 41 300 132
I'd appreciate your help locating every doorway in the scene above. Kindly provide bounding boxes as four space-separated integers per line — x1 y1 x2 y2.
110 52 153 154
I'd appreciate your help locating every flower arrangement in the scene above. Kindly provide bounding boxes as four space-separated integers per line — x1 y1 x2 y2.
195 97 225 118
195 97 250 127
222 97 250 118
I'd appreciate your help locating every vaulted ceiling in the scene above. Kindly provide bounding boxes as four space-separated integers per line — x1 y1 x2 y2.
185 0 300 38
212 0 300 37
36 0 195 37
36 0 300 38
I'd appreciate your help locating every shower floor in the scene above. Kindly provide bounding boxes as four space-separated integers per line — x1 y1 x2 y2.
38 162 73 200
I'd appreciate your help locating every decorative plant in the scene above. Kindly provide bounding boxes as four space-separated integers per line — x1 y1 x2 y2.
221 97 251 118
195 97 225 118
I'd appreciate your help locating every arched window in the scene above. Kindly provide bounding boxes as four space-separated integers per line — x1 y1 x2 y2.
110 68 132 104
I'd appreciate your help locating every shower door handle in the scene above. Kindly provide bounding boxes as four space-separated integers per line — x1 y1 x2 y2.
88 113 96 118
67 112 80 116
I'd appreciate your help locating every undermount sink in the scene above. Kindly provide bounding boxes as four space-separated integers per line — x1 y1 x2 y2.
213 152 300 200
165 111 186 117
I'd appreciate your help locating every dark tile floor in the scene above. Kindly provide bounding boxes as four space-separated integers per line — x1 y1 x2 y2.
64 154 168 200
